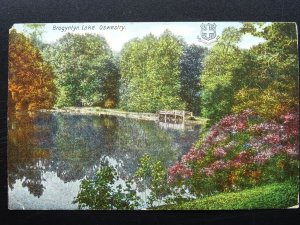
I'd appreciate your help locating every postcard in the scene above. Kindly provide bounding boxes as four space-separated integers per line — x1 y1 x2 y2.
7 22 299 210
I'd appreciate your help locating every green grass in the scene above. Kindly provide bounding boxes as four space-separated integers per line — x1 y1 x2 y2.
155 180 298 210
185 116 209 125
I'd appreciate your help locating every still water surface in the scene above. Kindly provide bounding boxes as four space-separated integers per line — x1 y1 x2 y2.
8 112 201 209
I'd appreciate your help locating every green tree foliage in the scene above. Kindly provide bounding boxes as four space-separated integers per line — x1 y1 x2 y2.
23 24 46 50
200 27 242 123
119 30 185 112
73 159 140 209
180 44 207 115
201 22 298 123
135 154 170 207
233 22 299 119
8 29 56 112
44 33 119 108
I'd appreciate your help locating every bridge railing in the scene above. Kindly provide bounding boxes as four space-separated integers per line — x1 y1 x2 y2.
158 110 193 121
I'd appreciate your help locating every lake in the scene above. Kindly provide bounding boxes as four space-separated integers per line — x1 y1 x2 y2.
8 112 201 209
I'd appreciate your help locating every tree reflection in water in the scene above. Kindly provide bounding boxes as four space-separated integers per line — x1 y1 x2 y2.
8 112 200 208
8 112 52 197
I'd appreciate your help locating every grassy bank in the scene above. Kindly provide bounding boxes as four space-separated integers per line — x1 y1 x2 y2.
155 180 298 210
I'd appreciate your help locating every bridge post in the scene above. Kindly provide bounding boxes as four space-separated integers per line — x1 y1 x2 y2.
174 110 176 122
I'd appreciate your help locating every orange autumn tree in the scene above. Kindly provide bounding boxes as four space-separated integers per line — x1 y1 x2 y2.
8 29 56 112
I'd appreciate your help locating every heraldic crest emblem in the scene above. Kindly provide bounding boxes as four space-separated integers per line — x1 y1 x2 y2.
197 22 217 44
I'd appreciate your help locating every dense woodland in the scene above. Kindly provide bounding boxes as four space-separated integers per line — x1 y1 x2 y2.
9 25 207 114
9 23 298 121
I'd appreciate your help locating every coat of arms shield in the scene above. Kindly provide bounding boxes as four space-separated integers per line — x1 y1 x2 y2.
200 23 217 41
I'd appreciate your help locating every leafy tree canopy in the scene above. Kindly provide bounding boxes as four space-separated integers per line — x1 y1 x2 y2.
119 30 186 112
44 33 119 107
9 29 56 111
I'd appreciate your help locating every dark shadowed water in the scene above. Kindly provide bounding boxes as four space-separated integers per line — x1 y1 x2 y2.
8 112 201 209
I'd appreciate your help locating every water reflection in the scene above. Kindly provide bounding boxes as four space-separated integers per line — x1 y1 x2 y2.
8 112 200 209
8 112 51 198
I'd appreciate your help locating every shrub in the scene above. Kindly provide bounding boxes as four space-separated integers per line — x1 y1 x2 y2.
168 109 299 196
73 159 140 210
103 98 115 108
233 78 298 120
135 154 171 207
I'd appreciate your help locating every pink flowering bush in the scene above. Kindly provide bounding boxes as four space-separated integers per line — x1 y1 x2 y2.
168 109 299 197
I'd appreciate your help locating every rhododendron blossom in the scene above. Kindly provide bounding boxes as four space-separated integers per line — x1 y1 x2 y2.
181 146 205 163
213 147 227 158
168 161 193 182
253 151 273 165
168 110 298 192
264 134 281 144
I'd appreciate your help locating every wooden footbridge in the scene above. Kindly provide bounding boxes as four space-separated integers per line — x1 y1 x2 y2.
158 110 193 123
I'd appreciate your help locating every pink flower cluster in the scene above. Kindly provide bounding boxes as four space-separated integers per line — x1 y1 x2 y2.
249 111 298 151
253 150 273 165
281 111 299 137
230 151 252 168
204 109 255 147
205 127 220 145
218 109 253 132
181 146 205 164
213 147 227 158
250 123 285 136
283 144 298 157
168 161 193 182
201 159 232 177
263 134 281 144
168 110 299 185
